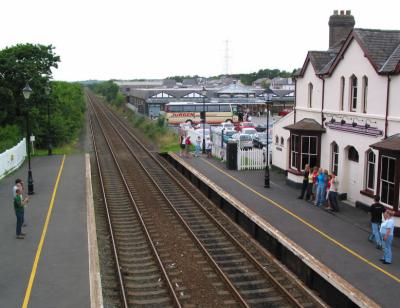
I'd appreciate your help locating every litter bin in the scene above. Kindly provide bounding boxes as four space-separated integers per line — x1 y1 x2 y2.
226 140 238 170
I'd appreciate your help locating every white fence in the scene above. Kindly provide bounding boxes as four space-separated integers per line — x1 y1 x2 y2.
0 138 27 180
237 147 267 170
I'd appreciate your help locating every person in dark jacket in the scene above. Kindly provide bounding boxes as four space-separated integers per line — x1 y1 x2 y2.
368 195 386 249
298 165 310 200
14 188 28 239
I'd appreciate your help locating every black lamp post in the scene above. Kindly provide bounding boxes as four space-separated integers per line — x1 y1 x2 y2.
23 84 34 195
264 93 272 188
202 86 207 154
45 85 52 155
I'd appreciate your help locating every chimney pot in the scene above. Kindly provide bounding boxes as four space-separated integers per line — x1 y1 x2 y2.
346 10 351 15
334 10 338 15
328 10 355 48
340 10 345 15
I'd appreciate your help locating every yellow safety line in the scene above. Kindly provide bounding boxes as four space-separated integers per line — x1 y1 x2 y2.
201 158 400 283
22 155 66 308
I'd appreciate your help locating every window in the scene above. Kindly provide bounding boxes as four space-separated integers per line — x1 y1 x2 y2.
331 142 339 176
183 105 195 112
275 135 279 144
348 146 359 162
301 136 318 170
380 156 395 206
207 105 219 112
219 105 230 112
350 75 358 111
170 106 183 112
291 134 299 169
362 76 368 113
308 83 313 108
366 150 375 191
340 77 345 110
280 137 284 146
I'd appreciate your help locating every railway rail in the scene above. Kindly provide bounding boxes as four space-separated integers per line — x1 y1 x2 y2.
88 90 326 307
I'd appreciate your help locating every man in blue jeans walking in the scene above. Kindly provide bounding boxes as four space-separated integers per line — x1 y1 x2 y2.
368 195 385 249
14 188 27 239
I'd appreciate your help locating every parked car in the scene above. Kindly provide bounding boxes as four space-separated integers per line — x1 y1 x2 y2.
231 133 253 149
278 109 292 117
236 121 255 132
241 128 257 138
220 122 236 131
253 132 270 148
222 130 236 143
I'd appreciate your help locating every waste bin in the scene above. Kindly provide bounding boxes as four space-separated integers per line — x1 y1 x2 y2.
226 141 238 170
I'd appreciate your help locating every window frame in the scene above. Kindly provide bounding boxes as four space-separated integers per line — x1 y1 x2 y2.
350 75 358 112
300 136 318 170
331 142 339 176
340 76 345 111
362 76 368 113
290 134 299 169
308 83 313 108
380 155 396 207
348 146 359 162
366 150 375 191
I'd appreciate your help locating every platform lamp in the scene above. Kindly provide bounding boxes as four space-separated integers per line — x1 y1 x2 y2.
263 92 273 188
23 83 34 195
201 86 207 154
45 85 52 155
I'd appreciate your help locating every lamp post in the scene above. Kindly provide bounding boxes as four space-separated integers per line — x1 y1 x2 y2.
264 93 272 188
202 86 207 154
45 85 52 155
23 84 34 195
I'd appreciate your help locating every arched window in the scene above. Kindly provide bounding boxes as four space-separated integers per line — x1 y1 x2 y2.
275 135 279 144
331 142 339 176
350 75 358 112
280 137 284 146
362 76 368 113
348 146 359 162
308 83 313 108
340 76 345 111
366 150 375 191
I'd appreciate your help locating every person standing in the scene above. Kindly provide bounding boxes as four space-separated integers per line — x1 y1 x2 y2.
298 165 310 200
14 188 28 239
368 195 386 249
185 136 192 158
316 168 327 207
195 136 201 157
327 173 339 212
380 210 395 264
179 134 185 157
206 137 213 158
305 168 314 201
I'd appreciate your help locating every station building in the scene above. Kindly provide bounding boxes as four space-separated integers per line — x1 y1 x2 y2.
272 10 400 217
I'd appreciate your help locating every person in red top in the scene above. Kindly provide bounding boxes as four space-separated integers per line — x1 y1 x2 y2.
311 167 319 203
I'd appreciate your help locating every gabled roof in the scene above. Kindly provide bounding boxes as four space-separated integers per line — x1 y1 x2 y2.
217 82 256 94
284 118 326 132
297 51 337 77
370 134 400 152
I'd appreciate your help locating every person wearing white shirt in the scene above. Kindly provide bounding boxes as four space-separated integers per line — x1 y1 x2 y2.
380 210 395 264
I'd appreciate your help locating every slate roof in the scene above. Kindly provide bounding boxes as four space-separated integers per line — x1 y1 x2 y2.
217 82 256 94
284 118 326 132
370 134 400 152
308 51 337 73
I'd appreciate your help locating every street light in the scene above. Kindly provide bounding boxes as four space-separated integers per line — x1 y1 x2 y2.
201 86 207 154
22 83 34 195
263 93 272 188
45 85 52 155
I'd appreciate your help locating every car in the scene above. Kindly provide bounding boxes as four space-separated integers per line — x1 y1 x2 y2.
253 132 270 148
220 122 236 131
241 128 257 138
278 109 292 117
222 130 236 143
231 133 253 149
236 121 255 132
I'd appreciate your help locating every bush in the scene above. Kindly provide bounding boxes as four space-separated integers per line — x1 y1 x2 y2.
0 125 22 153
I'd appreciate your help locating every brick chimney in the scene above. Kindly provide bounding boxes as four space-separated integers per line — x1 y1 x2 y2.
328 10 355 48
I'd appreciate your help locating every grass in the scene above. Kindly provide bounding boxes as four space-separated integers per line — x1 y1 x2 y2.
33 140 80 156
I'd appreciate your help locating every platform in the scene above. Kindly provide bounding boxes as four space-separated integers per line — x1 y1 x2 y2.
173 153 400 307
0 155 92 308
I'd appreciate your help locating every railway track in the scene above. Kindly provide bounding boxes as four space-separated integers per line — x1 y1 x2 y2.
88 91 326 307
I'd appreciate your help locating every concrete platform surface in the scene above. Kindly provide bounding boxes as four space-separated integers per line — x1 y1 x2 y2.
0 155 90 308
178 154 400 307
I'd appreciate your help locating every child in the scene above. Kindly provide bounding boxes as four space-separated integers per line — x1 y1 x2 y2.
206 138 213 158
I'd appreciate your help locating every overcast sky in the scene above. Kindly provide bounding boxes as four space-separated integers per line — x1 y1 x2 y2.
2 0 399 81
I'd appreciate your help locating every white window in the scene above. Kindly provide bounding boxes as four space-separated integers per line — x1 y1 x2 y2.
291 134 299 169
350 75 358 111
366 150 375 191
340 76 345 111
380 155 395 207
362 76 368 113
331 142 339 176
151 92 174 98
301 136 318 170
183 92 205 98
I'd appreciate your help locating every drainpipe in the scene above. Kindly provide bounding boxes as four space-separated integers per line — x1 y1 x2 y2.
294 78 297 123
384 75 391 138
318 75 326 126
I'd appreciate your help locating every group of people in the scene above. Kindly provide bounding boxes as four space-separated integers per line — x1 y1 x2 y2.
13 178 29 239
179 134 212 158
298 165 396 265
298 165 339 212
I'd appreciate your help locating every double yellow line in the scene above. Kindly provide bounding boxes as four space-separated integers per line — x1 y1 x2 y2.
201 158 400 283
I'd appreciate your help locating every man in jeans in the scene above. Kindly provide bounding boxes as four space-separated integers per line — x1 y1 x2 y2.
14 188 28 239
368 195 386 250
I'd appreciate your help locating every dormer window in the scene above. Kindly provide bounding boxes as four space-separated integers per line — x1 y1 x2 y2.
350 75 358 112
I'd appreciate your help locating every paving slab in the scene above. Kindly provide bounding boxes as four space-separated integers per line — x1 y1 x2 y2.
0 155 90 308
178 154 400 307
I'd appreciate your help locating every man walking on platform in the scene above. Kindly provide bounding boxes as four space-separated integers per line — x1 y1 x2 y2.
368 195 385 249
298 165 310 200
14 188 28 239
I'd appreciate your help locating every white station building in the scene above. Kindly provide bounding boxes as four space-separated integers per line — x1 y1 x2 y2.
272 10 400 220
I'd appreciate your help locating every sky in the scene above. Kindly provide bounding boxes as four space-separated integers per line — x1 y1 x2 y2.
1 0 399 81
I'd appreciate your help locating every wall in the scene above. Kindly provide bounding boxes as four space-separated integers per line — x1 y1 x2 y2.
272 112 294 170
0 139 27 180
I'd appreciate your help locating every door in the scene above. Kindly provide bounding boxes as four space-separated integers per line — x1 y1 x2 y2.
347 160 359 201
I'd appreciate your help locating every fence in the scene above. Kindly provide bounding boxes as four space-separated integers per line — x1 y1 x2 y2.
237 147 267 170
211 131 226 161
0 138 27 180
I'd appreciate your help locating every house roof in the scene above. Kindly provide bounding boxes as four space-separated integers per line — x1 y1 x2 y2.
370 134 400 152
217 82 256 94
284 118 326 132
